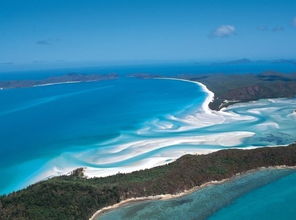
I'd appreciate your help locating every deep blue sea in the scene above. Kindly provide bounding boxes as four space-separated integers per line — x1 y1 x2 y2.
1 62 296 218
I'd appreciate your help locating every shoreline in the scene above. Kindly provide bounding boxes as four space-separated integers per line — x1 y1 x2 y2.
32 80 83 87
90 165 296 220
3 144 296 219
0 73 118 90
84 78 255 178
156 77 215 114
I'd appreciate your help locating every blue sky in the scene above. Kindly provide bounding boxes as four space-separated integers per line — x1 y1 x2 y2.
1 0 296 69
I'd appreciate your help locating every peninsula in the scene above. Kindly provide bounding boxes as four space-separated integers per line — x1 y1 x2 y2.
1 144 296 220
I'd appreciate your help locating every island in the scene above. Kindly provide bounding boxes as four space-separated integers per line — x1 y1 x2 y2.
0 73 118 89
1 143 296 220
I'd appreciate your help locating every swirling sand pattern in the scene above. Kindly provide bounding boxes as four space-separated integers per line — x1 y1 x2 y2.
39 79 296 181
1 78 296 194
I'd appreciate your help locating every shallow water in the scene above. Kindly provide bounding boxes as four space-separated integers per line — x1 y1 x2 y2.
209 170 296 220
98 168 296 220
0 77 204 194
0 74 296 195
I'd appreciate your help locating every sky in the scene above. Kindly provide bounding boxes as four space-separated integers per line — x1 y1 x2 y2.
0 0 296 70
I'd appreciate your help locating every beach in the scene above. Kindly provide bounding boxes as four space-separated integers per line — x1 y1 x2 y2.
80 79 295 179
91 165 296 220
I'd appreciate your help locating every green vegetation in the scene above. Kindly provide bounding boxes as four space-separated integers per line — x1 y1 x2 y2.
186 72 296 110
1 144 296 220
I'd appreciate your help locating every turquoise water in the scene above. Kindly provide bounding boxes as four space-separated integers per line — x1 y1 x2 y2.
1 64 296 218
210 170 296 220
98 168 296 220
1 75 296 195
0 77 205 194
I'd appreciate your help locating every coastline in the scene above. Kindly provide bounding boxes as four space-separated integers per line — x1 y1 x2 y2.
156 77 215 114
0 73 118 90
90 165 296 220
153 72 296 111
32 80 84 87
82 78 225 178
83 78 256 179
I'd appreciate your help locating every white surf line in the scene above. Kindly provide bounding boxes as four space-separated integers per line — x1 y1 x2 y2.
153 77 252 130
156 77 214 114
33 79 101 87
33 81 83 87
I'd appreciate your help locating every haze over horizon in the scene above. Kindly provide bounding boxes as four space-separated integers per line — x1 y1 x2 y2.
1 0 296 71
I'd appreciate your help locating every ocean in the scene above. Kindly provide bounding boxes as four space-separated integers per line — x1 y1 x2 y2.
1 62 296 218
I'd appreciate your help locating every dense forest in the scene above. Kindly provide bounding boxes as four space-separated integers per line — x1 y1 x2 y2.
1 144 296 220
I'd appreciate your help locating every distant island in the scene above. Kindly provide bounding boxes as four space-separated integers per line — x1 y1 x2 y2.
0 73 118 89
211 58 252 65
1 143 296 220
272 59 296 65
